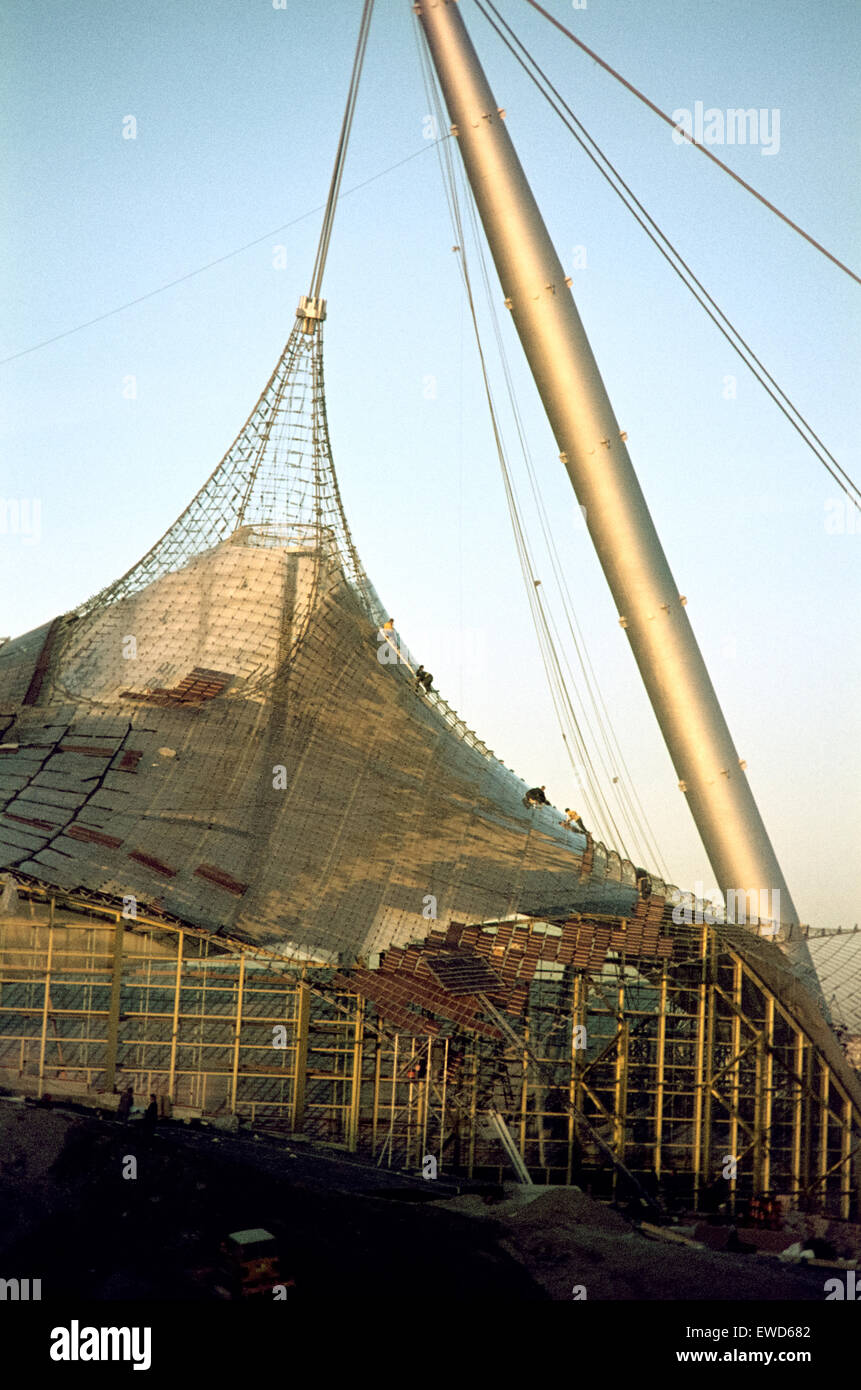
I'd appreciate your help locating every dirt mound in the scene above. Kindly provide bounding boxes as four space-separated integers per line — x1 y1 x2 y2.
434 1184 831 1300
503 1187 631 1235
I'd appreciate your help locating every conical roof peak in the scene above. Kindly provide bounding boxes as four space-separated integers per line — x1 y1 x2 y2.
72 318 381 631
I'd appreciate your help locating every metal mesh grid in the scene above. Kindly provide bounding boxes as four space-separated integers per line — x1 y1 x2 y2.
807 930 861 1033
50 320 384 704
79 320 377 621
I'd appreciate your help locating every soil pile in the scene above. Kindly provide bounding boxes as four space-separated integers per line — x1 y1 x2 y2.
438 1186 831 1301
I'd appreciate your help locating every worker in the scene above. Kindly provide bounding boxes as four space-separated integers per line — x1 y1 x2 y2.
635 868 653 901
524 786 549 807
382 618 395 632
561 808 587 833
414 665 433 694
142 1093 159 1131
117 1085 134 1124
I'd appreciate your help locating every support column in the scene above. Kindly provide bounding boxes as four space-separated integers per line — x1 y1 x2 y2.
654 965 667 1179
37 923 55 1099
291 980 311 1132
519 1023 529 1162
761 995 775 1193
347 996 364 1152
791 1028 804 1209
692 925 708 1205
840 1096 853 1221
800 1044 813 1201
612 978 628 1169
416 0 811 955
568 974 585 1184
420 1037 431 1163
702 934 717 1197
729 958 742 1211
439 1037 449 1176
371 1036 382 1155
167 929 184 1102
818 1066 830 1213
229 953 246 1114
386 1033 400 1169
103 918 125 1094
405 1038 416 1167
753 1028 766 1194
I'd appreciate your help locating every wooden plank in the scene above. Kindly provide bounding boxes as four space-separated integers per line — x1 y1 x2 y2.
193 864 248 897
128 850 177 878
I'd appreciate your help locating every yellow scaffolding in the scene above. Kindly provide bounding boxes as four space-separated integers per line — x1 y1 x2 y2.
0 891 859 1219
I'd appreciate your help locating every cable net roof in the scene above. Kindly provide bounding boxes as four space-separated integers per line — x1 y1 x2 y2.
0 303 686 960
0 303 829 995
807 930 861 1032
73 317 384 630
48 316 388 703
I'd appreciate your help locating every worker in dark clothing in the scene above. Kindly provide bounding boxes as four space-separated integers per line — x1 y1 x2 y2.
405 1054 427 1082
142 1094 158 1130
727 1224 755 1254
635 868 653 901
414 665 433 694
117 1086 133 1124
524 786 549 807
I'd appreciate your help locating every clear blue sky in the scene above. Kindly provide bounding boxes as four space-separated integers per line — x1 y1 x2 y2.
2 0 859 926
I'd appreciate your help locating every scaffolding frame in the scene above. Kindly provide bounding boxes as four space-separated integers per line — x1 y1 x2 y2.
1 892 859 1218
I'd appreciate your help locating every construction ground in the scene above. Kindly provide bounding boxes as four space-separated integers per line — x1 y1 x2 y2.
0 1095 848 1302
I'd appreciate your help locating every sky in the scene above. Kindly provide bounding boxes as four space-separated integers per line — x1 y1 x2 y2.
2 0 859 927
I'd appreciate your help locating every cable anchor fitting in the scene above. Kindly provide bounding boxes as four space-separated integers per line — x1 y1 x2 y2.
296 296 327 335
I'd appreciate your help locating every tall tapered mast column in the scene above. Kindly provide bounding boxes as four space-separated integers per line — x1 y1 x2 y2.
416 0 803 942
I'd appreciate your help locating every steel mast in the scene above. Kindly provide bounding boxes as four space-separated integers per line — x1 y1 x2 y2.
416 0 805 946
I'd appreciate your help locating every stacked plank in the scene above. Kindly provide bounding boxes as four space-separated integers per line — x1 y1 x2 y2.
121 667 233 707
